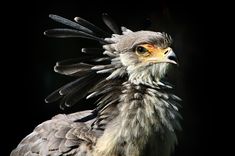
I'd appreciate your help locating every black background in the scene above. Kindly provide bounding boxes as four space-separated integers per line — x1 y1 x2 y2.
2 0 220 155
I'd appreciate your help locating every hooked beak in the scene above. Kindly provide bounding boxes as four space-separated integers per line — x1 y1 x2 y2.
164 49 178 65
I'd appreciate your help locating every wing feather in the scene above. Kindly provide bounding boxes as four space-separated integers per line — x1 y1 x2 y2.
10 111 98 156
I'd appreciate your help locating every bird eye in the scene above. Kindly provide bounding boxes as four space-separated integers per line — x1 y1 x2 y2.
135 46 149 56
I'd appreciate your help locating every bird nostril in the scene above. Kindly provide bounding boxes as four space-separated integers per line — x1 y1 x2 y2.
164 50 168 55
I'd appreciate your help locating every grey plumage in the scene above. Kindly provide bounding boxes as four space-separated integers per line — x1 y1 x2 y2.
11 14 182 156
74 16 110 37
102 13 121 35
44 28 109 44
49 14 94 34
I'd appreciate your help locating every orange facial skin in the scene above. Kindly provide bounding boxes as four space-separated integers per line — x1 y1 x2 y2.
136 44 173 64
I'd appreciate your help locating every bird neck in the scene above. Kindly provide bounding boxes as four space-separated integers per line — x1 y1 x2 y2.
94 81 180 156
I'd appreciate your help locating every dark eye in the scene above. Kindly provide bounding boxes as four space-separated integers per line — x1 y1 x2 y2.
135 46 149 55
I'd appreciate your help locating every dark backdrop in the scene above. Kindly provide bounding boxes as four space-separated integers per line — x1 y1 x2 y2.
2 0 216 155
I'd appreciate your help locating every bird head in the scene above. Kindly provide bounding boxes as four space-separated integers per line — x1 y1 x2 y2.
103 29 178 85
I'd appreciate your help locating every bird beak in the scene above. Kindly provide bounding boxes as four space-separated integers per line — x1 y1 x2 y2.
164 49 178 65
146 47 178 65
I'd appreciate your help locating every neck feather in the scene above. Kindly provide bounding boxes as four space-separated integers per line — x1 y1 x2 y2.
94 81 181 156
